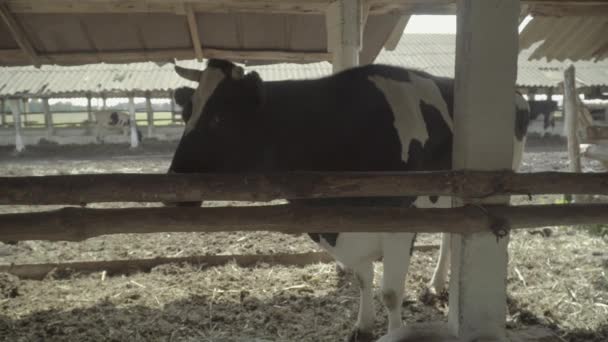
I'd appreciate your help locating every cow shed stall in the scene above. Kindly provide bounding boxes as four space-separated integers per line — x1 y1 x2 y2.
2 0 608 341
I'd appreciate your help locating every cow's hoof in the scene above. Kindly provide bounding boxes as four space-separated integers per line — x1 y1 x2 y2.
346 329 375 342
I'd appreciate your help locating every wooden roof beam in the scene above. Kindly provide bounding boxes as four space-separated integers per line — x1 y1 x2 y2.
0 47 330 66
0 3 38 66
185 4 204 62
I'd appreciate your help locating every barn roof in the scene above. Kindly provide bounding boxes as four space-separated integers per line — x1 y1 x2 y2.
2 33 607 99
520 12 608 62
0 0 605 67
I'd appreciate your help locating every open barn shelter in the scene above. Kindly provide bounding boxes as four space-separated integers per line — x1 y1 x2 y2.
1 1 608 342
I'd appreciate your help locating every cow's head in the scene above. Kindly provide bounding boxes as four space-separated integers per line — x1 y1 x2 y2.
169 59 265 176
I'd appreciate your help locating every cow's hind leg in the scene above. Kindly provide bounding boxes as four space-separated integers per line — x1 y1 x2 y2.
381 233 415 332
347 261 375 342
428 233 451 295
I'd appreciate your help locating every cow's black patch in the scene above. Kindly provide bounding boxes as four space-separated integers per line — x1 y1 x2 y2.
208 59 239 77
429 196 438 204
307 233 339 247
109 112 119 125
528 100 558 129
410 233 417 256
515 107 530 141
174 87 195 123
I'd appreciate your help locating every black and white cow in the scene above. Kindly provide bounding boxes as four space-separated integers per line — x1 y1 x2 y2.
528 100 558 130
93 110 142 143
168 59 529 342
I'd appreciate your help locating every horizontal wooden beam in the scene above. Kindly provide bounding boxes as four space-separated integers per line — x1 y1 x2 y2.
0 245 441 280
0 3 38 66
5 0 605 15
1 171 608 205
1 203 608 242
0 47 330 66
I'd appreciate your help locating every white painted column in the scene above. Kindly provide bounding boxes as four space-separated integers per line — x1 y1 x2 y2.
128 96 139 148
326 0 363 73
448 1 520 341
102 95 107 110
8 99 25 152
42 98 53 137
145 93 154 138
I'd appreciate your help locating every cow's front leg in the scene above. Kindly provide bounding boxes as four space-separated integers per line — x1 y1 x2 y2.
381 233 414 332
428 233 451 295
347 261 375 342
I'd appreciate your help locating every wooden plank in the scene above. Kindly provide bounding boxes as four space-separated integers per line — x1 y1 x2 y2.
185 4 204 61
383 14 410 51
2 203 608 242
0 47 330 66
0 245 442 280
0 3 38 66
5 0 607 16
2 171 608 205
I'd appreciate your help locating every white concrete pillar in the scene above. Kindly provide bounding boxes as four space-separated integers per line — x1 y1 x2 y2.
42 98 53 137
102 95 107 110
326 0 363 73
8 99 25 152
448 1 520 341
128 96 139 148
145 93 154 138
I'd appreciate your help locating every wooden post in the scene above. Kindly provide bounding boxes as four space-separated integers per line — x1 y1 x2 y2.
564 65 582 203
128 96 139 148
42 98 53 137
21 98 28 127
0 98 6 127
170 92 176 123
86 93 93 122
448 1 520 340
326 0 363 73
8 98 25 152
145 92 154 138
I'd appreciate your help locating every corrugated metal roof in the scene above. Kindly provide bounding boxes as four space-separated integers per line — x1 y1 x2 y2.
520 16 608 62
1 33 607 98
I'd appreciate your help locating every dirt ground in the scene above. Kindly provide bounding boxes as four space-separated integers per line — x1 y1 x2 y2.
0 137 607 342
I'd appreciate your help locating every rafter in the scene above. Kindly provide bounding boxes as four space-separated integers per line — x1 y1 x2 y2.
0 3 38 66
0 47 330 66
185 4 204 62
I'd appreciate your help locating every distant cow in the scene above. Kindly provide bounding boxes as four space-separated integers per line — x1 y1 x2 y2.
528 100 558 129
168 59 529 342
93 111 142 143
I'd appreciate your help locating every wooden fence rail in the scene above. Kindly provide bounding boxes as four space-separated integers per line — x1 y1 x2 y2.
2 171 608 205
2 204 608 242
0 245 441 280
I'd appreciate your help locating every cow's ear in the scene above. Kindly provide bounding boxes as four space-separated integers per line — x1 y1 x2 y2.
241 71 264 109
